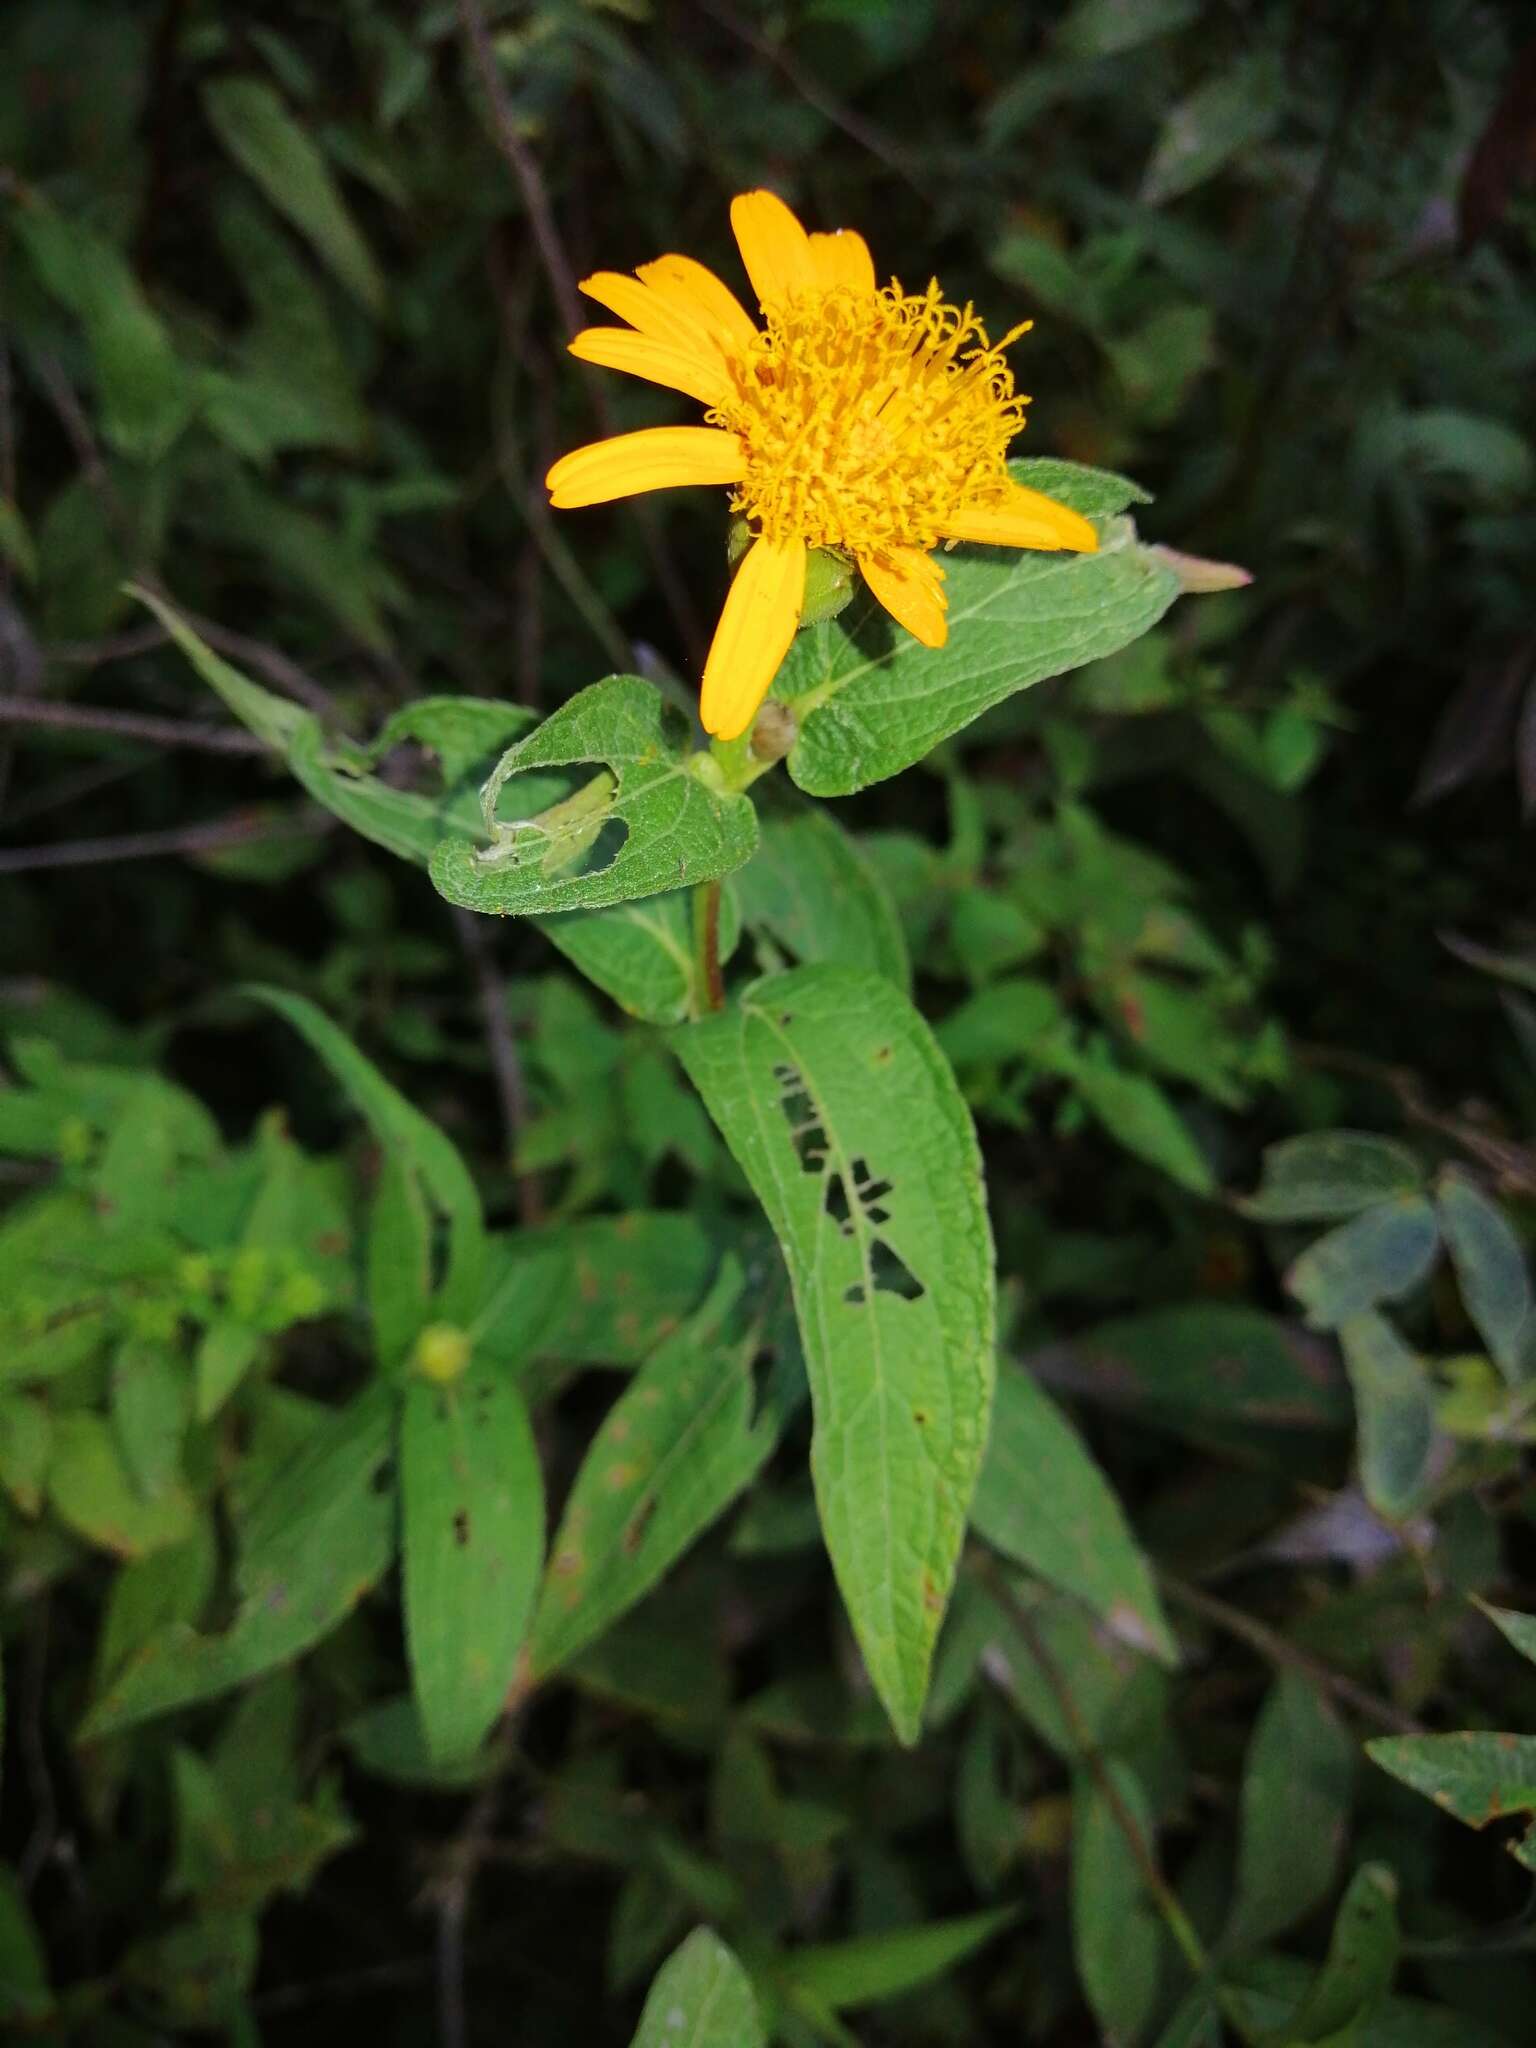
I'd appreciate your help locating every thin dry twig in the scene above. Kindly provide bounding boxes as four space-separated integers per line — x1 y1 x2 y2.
424 1772 504 2048
0 695 269 756
457 0 707 664
974 1556 1222 1997
1295 1039 1536 1196
455 0 583 336
47 623 173 668
0 807 329 876
693 0 922 192
452 905 544 1227
174 605 338 719
1160 1572 1426 1736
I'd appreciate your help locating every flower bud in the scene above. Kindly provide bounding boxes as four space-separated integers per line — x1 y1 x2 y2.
750 701 798 762
414 1323 471 1384
799 546 855 627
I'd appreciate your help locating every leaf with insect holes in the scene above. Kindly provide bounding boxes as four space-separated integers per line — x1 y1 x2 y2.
401 1368 543 1762
675 965 995 1743
629 1929 765 2048
429 677 759 916
527 1260 802 1680
778 462 1180 797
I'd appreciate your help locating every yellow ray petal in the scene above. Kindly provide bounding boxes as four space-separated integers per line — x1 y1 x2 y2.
636 254 759 350
940 484 1099 554
730 190 817 311
577 270 723 360
808 228 877 296
700 534 807 741
568 328 732 409
858 546 948 648
546 427 745 509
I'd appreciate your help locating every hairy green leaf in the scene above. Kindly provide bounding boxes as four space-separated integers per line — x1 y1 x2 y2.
781 462 1179 796
676 965 995 1742
431 678 758 915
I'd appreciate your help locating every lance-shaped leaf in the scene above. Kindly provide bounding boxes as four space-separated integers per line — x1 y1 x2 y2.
971 1363 1176 1662
1072 1760 1165 2047
401 1368 543 1761
1339 1312 1435 1519
80 1388 396 1737
251 987 484 1333
780 462 1181 797
13 201 194 462
1273 1863 1400 2044
527 1260 800 1679
778 1907 1015 2013
1437 1169 1534 1382
202 76 386 314
430 677 759 915
675 965 995 1743
1224 1672 1354 1953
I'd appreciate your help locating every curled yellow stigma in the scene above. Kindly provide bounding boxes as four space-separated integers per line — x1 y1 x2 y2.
546 189 1099 742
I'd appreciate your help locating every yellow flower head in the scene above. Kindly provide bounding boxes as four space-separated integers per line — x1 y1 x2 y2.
547 190 1098 743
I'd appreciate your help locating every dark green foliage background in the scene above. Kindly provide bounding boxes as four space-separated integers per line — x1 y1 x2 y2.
2 1 1535 2042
